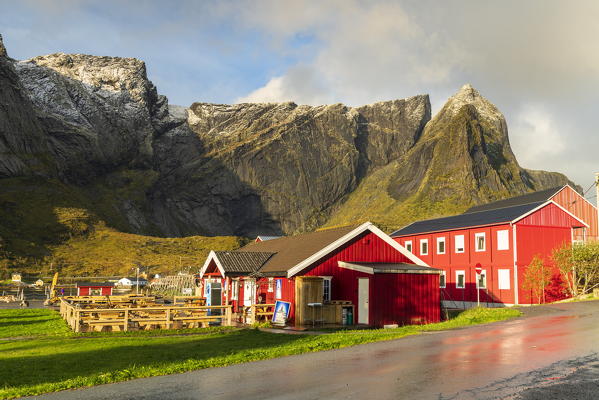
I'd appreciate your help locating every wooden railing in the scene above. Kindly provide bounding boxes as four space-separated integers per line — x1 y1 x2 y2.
60 298 232 332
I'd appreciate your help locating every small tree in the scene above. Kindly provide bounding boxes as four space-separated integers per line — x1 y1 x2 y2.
554 241 599 297
522 255 552 304
552 242 577 297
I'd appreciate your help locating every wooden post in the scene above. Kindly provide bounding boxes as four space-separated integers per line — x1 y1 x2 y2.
124 309 129 332
225 306 232 326
250 304 256 325
165 308 171 329
74 310 80 333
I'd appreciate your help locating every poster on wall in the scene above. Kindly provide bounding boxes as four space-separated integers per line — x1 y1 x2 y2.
272 300 291 325
275 279 282 299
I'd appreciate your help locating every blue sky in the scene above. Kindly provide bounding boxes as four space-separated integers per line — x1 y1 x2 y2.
2 0 598 195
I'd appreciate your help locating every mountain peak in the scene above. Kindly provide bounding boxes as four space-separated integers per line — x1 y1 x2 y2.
437 83 502 123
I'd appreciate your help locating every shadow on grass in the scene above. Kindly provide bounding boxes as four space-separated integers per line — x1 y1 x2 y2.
0 330 307 389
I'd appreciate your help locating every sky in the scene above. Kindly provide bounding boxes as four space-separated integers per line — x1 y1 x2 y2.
1 0 598 199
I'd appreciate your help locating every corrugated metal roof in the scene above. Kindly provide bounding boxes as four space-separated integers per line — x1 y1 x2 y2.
255 235 282 241
213 251 275 274
391 201 545 236
464 187 562 214
240 225 360 274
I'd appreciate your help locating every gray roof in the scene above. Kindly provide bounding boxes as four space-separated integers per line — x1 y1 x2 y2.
341 262 440 274
464 187 562 214
256 235 282 241
391 201 546 237
213 251 275 274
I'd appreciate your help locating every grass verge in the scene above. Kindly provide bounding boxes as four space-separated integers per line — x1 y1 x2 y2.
0 307 521 399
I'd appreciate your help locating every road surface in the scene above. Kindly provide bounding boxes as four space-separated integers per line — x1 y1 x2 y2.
26 301 599 399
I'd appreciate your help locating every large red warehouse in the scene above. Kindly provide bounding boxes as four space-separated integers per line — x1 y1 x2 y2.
200 222 441 327
392 189 590 307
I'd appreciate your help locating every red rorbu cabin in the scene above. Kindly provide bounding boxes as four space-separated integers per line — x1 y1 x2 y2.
76 282 113 296
199 222 441 327
392 186 592 307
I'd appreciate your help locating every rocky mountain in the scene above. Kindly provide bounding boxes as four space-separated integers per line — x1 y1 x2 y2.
0 35 575 272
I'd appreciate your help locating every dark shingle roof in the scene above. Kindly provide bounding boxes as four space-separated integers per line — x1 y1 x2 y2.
391 201 546 236
240 225 360 274
214 251 275 274
464 187 562 214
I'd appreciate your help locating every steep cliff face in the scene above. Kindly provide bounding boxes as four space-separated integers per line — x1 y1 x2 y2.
0 37 577 273
150 97 430 236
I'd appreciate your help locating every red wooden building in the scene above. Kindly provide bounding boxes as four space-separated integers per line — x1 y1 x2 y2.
199 222 441 327
392 188 591 307
76 282 113 296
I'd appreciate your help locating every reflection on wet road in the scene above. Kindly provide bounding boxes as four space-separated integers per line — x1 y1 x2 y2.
30 301 599 400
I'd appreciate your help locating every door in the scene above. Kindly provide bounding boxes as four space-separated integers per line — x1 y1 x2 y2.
358 278 369 324
243 279 255 306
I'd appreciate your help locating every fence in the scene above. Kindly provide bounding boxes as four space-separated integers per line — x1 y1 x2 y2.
60 298 232 332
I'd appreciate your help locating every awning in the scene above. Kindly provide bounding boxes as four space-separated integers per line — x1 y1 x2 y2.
338 261 441 275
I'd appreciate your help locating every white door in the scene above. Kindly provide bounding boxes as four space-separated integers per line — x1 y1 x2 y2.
243 280 255 306
358 278 369 324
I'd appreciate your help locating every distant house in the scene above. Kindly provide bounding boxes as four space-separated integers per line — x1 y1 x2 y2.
76 282 113 296
11 273 21 282
116 277 148 287
200 222 441 327
391 187 591 307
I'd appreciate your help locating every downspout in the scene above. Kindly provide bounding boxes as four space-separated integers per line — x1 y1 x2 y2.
512 224 519 305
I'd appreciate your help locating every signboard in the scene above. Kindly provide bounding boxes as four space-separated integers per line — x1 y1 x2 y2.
275 279 282 299
475 263 483 274
272 300 291 325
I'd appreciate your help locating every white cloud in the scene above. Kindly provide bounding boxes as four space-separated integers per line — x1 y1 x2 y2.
509 105 566 169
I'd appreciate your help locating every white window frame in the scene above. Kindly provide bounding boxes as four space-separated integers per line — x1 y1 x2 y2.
476 269 487 289
405 240 413 253
268 277 274 292
497 230 509 250
437 237 446 254
498 269 510 290
322 276 332 302
456 270 465 289
439 271 446 288
420 239 429 255
475 232 486 252
231 279 239 300
455 235 465 253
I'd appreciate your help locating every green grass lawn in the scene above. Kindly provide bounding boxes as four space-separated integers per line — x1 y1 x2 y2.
0 307 521 399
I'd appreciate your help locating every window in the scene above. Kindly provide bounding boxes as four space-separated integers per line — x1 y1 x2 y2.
268 277 274 292
322 277 332 302
476 269 487 289
437 237 446 254
90 288 101 296
405 241 413 253
420 239 429 255
231 280 239 300
497 230 509 250
439 271 446 288
275 279 282 300
455 235 465 253
498 269 510 290
456 270 465 289
475 232 486 252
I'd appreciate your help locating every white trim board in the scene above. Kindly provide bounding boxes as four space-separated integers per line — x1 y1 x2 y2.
199 250 226 279
287 222 430 278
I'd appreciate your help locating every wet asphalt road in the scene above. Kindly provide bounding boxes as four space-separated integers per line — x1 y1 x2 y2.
25 301 599 400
